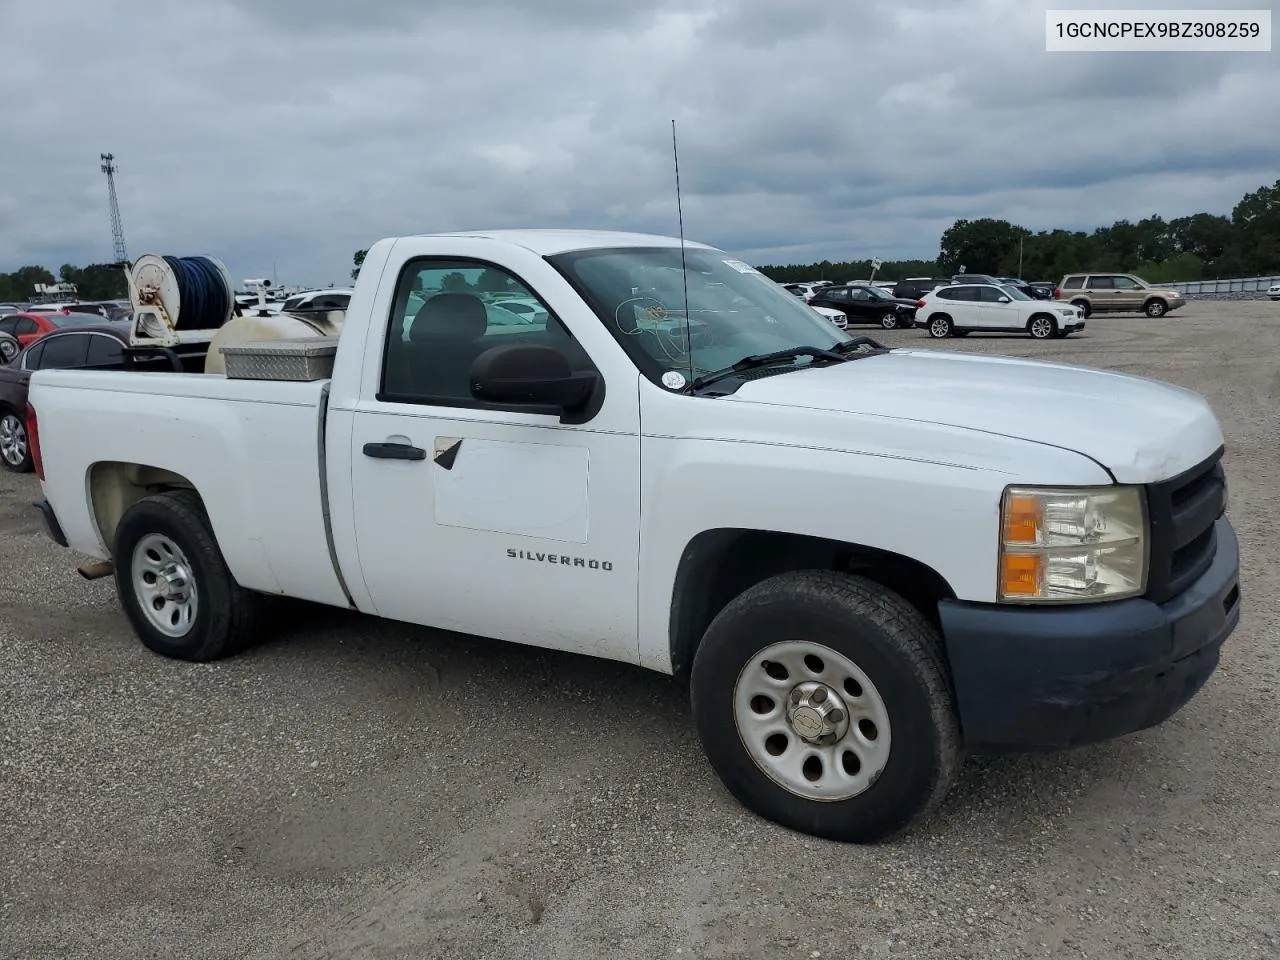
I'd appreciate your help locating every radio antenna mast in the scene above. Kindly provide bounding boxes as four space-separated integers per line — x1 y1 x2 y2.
100 153 128 263
672 120 694 385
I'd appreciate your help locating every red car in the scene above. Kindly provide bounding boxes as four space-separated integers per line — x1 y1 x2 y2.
0 311 111 349
0 321 136 472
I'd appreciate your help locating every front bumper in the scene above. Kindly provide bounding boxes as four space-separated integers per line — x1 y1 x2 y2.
939 516 1240 752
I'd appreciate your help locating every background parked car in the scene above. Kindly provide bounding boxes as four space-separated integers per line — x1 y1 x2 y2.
0 311 115 349
1055 273 1186 318
914 283 1084 340
1266 282 1280 301
949 273 1002 286
891 277 948 300
809 304 848 329
0 321 162 472
810 283 918 329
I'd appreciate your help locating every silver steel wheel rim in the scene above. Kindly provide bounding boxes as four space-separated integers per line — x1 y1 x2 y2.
0 414 26 466
0 340 16 362
930 318 948 337
733 640 892 802
131 533 199 638
1148 302 1164 316
1031 318 1052 338
882 313 897 328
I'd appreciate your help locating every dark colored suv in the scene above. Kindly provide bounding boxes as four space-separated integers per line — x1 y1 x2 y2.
891 278 948 300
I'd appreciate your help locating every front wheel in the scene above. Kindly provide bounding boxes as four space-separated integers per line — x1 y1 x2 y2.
690 571 961 843
113 490 261 661
1145 298 1168 318
927 315 953 338
1028 315 1057 339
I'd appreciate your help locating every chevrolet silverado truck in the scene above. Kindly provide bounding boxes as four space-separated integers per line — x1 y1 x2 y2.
25 230 1240 843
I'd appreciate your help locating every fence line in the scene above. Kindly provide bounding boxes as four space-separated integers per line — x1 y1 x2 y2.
1167 275 1280 295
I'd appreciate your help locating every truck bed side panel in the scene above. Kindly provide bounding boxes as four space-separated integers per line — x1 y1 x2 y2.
29 371 350 609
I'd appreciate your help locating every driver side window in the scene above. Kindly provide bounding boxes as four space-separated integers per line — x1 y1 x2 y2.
381 259 586 406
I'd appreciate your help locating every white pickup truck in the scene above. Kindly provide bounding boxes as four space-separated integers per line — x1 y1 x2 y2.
26 229 1240 843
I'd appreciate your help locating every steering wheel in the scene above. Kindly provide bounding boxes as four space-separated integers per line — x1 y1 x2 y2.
0 333 19 364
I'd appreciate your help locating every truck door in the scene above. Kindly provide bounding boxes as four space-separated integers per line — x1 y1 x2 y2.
342 256 642 663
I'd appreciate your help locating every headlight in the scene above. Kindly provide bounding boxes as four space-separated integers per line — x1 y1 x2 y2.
998 485 1147 603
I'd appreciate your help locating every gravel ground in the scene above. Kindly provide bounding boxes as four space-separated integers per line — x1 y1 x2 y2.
2 301 1278 960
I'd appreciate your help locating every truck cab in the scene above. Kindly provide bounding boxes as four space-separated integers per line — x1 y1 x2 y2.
25 230 1240 844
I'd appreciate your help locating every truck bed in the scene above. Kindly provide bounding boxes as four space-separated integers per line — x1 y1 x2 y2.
28 370 350 608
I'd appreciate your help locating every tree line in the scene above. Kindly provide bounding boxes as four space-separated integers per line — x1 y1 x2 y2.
755 178 1280 285
11 177 1276 304
0 263 127 304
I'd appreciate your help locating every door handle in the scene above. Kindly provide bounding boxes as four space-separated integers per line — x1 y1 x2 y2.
363 441 426 461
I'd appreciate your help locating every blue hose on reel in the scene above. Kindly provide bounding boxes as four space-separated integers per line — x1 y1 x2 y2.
163 255 231 329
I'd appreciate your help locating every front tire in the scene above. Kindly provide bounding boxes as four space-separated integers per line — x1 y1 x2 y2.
927 315 953 338
689 570 961 843
0 410 32 473
1145 298 1168 318
113 490 260 662
1028 314 1057 339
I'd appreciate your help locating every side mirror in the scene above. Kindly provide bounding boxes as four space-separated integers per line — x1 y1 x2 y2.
469 343 600 420
997 296 1011 303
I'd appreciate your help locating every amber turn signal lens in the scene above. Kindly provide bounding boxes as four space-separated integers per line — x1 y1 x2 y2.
1003 494 1042 544
1000 552 1044 596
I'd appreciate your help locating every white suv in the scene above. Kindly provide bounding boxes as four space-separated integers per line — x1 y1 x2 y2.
915 283 1085 340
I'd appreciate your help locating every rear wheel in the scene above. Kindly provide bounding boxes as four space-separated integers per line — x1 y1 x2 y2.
927 315 953 338
113 490 261 661
880 312 900 330
1071 299 1091 318
690 571 961 843
0 410 31 473
1028 314 1057 339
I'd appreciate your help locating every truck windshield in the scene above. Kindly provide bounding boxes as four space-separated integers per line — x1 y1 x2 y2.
547 246 849 385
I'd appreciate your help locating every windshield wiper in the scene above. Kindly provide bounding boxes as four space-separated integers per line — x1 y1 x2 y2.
691 345 849 392
829 335 889 354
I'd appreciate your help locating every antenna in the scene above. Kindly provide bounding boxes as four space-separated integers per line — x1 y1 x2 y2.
100 153 128 263
672 119 694 385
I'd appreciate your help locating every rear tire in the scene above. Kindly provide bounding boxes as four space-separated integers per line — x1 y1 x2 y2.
689 570 961 843
0 410 32 473
1071 300 1091 318
880 313 900 330
113 490 260 662
927 315 953 338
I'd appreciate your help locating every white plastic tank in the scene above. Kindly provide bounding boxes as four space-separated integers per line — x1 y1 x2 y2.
203 311 343 375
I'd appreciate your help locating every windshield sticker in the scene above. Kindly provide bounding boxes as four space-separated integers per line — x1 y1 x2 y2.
661 371 688 390
722 259 760 274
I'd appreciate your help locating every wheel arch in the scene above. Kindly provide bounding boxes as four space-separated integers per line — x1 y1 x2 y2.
87 460 201 556
667 528 957 682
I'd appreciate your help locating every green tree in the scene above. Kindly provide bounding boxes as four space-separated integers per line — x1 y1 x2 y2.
937 218 1030 274
440 271 471 292
351 248 368 281
1230 179 1280 275
476 268 512 293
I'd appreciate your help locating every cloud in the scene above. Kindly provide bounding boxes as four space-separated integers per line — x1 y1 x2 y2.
0 0 1275 286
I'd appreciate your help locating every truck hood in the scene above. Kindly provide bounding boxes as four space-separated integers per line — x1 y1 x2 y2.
725 349 1223 483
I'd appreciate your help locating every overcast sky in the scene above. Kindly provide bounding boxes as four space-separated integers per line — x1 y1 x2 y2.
1 0 1276 287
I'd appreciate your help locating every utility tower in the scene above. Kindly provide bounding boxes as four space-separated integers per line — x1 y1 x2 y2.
100 153 128 263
